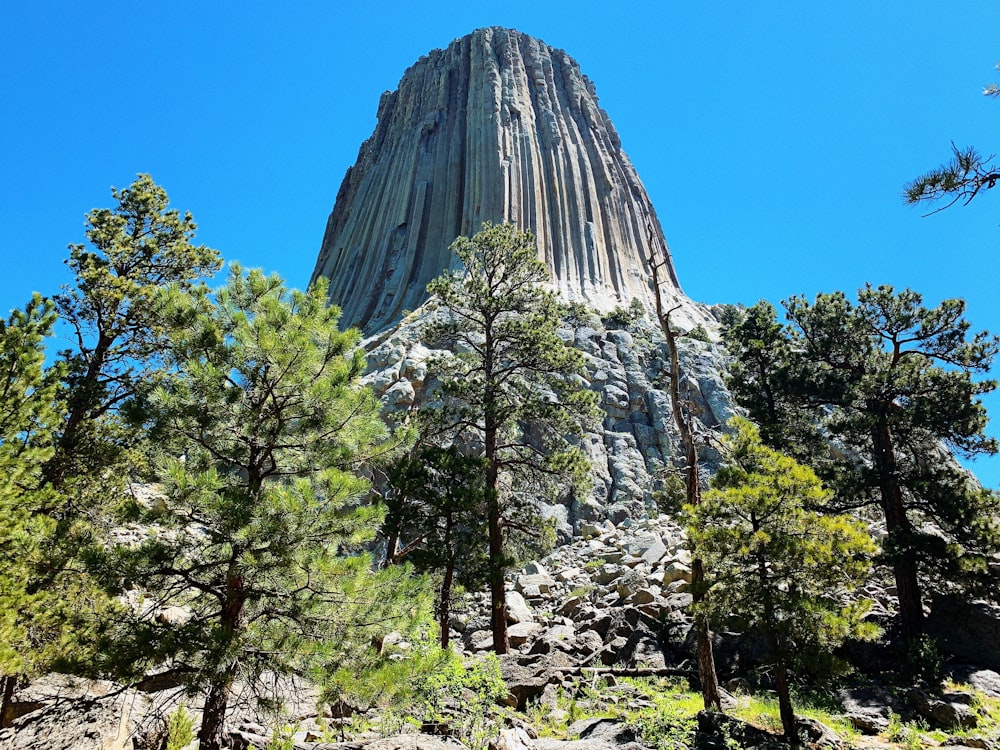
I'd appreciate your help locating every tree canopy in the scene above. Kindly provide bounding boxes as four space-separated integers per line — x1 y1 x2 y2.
904 61 1000 212
424 222 598 653
49 173 221 489
725 285 999 642
89 267 424 750
0 295 67 725
691 418 877 745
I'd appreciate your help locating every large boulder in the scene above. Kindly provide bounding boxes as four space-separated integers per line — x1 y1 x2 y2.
927 596 1000 671
908 689 978 731
838 686 901 735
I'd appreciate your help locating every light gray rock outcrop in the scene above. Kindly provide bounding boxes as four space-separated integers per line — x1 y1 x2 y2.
362 309 736 528
456 515 700 671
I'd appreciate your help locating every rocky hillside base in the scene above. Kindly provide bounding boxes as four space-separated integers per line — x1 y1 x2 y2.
364 307 735 532
6 515 1000 750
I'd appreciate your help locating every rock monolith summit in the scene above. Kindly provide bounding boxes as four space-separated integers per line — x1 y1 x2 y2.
311 27 690 334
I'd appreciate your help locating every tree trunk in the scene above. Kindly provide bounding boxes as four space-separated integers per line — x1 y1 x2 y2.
486 481 508 653
440 562 454 649
691 560 722 711
198 672 234 750
652 284 722 711
199 568 244 750
0 674 16 729
45 334 113 489
484 327 509 654
384 525 400 566
774 660 798 747
871 423 923 641
440 514 456 649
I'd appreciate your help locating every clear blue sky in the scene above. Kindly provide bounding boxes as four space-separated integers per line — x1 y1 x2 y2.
3 2 999 485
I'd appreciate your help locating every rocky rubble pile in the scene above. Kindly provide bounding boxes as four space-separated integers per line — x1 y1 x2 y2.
363 308 735 536
6 510 1000 749
454 515 697 679
453 514 1000 744
455 513 907 673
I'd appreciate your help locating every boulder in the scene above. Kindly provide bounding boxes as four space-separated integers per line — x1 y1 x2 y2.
571 630 605 658
908 689 978 730
500 658 550 710
523 561 551 577
509 622 544 648
694 711 783 750
640 540 667 566
927 596 1000 671
491 726 537 750
556 567 583 583
838 686 903 736
948 666 1000 699
661 562 692 585
594 565 624 586
506 592 534 624
517 574 555 596
363 735 470 750
795 717 840 748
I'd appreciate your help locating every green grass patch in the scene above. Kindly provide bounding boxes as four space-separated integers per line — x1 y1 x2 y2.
521 675 1000 750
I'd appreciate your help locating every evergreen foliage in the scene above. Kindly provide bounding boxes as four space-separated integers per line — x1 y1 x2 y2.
165 704 195 750
424 222 599 653
904 62 1000 211
725 285 1000 642
690 418 878 745
3 175 220 726
88 267 425 750
319 625 452 738
49 173 221 489
0 295 64 725
384 445 489 647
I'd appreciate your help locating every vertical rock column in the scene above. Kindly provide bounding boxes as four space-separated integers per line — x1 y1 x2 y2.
311 27 688 335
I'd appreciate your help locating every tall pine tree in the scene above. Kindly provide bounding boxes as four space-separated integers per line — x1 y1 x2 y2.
726 285 999 642
90 267 424 750
424 223 599 653
48 174 221 490
691 419 877 746
0 295 63 726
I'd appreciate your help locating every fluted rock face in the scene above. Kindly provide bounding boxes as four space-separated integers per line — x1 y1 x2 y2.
312 27 687 334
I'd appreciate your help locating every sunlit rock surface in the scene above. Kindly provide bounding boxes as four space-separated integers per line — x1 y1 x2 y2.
361 308 736 530
313 27 733 524
311 27 703 335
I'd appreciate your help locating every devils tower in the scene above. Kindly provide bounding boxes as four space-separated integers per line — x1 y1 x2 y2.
311 27 692 335
312 28 731 527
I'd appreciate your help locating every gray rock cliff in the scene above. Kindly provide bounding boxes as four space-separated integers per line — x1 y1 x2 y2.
311 27 696 335
362 308 735 533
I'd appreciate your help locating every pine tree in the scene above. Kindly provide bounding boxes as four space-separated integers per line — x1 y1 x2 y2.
0 295 63 726
48 174 221 489
904 62 1000 212
690 419 877 746
424 223 599 653
89 267 424 750
725 285 999 642
384 445 489 648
